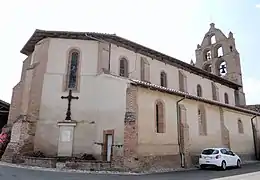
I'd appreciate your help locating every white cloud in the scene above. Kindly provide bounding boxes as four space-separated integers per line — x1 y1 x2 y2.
256 4 260 8
243 77 260 104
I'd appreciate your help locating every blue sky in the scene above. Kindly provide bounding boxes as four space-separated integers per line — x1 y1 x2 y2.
0 0 260 104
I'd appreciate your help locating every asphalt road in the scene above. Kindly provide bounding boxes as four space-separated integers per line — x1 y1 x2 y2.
0 163 260 180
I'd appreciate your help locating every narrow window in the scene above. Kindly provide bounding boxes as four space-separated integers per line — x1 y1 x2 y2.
155 100 165 133
204 50 212 61
211 82 219 101
224 93 229 104
140 57 150 82
67 50 80 90
197 84 202 97
160 71 167 87
230 46 233 52
198 104 207 136
238 119 244 134
211 35 216 44
119 58 128 77
217 46 223 57
179 70 187 92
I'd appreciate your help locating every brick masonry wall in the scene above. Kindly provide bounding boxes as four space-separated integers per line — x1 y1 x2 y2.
122 85 139 171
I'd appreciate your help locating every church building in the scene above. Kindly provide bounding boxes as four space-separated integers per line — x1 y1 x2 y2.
2 23 260 171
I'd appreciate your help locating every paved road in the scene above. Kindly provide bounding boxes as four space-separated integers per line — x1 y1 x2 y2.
0 163 260 180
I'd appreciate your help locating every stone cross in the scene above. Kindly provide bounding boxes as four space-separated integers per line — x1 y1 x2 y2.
61 90 79 121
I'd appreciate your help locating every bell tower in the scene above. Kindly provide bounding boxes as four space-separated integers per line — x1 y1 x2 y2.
195 23 246 106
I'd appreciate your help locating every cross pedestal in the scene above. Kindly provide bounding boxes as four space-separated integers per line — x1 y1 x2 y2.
57 121 77 157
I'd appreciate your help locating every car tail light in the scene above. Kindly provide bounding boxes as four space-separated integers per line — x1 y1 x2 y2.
216 155 221 159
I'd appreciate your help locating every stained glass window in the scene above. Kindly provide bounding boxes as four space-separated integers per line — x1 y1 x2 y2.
119 58 128 77
68 51 79 89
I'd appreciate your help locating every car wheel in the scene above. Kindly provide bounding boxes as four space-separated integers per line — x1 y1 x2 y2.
237 159 241 168
221 161 226 170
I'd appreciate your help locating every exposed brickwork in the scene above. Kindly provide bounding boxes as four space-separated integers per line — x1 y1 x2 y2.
122 86 138 171
219 107 230 148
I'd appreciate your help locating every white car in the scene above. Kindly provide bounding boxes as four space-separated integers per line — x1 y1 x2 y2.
199 147 241 170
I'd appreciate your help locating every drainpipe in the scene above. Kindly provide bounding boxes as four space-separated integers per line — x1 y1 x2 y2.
108 43 111 72
251 115 258 159
176 96 186 168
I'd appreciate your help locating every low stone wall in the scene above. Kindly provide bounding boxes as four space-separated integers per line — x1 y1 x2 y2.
19 156 57 168
128 154 181 172
63 160 111 171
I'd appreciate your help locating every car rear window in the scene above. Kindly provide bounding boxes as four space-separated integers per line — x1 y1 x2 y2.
202 149 219 155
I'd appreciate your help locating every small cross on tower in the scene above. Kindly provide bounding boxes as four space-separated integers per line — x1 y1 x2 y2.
61 90 79 121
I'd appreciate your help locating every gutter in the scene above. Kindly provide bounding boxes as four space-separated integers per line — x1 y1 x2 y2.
108 43 111 72
251 115 258 159
176 96 186 168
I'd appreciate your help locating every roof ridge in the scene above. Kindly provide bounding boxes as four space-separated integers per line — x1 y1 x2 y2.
130 79 259 116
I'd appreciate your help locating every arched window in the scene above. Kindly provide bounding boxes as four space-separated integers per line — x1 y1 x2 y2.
155 100 165 133
217 46 223 57
204 50 211 61
160 71 167 87
229 46 233 52
140 57 150 82
67 50 80 90
198 104 207 136
119 58 128 77
211 35 216 44
215 59 227 77
224 93 229 104
197 84 202 97
238 119 244 134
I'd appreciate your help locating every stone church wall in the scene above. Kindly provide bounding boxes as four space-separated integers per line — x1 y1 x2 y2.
130 86 259 170
109 43 236 106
